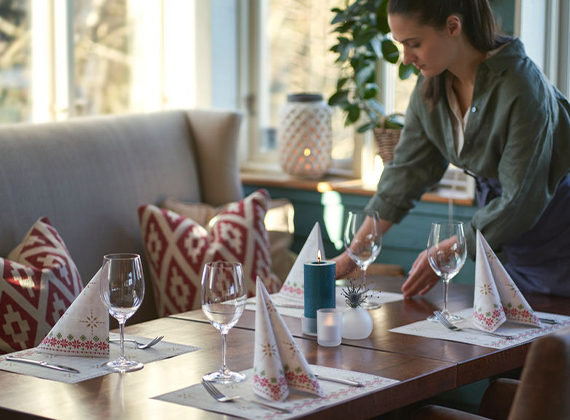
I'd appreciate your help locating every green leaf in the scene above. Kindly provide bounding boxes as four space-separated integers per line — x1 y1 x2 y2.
354 31 377 46
366 98 385 115
357 122 378 133
337 77 348 90
369 37 382 58
355 64 375 87
398 62 416 80
363 83 378 99
381 40 400 64
337 38 352 62
328 90 349 106
348 105 361 123
376 0 390 33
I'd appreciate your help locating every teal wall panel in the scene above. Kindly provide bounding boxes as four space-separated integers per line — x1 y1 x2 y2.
245 185 477 285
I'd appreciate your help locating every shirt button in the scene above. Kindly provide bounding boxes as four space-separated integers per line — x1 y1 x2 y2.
471 106 477 113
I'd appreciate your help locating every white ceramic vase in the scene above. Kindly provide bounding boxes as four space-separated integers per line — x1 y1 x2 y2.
341 306 373 339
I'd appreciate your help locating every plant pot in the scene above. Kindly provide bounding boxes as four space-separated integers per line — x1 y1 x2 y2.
341 306 373 339
373 126 401 165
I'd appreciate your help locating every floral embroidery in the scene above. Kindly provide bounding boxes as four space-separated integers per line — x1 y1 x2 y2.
38 332 109 356
79 309 106 335
479 283 493 295
260 342 278 359
280 284 304 297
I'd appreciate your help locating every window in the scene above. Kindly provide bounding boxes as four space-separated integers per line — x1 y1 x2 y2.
1 0 200 124
0 0 31 123
241 0 416 179
517 0 570 97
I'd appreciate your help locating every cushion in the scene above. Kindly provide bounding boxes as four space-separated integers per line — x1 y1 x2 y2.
162 196 296 282
139 189 282 317
0 217 83 354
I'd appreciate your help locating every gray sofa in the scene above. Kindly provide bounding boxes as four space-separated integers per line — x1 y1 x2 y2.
0 109 244 323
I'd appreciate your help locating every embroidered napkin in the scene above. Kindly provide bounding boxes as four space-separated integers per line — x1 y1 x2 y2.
37 269 110 357
279 222 326 301
253 278 324 401
473 231 540 332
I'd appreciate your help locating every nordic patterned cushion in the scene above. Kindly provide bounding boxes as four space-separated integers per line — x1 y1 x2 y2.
139 189 282 317
0 217 83 354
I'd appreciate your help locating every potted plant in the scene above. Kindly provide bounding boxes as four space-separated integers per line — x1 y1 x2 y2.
328 0 416 161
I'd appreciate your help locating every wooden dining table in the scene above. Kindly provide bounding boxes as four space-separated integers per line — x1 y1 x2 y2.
0 276 568 419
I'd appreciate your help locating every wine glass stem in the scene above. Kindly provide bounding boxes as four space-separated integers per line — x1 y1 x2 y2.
119 320 126 360
442 277 450 314
221 332 228 374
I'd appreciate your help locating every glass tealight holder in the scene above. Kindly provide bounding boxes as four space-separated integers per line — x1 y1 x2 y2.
317 308 342 347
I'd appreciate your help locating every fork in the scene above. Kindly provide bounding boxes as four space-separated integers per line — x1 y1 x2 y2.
109 335 164 349
433 311 514 340
201 380 292 414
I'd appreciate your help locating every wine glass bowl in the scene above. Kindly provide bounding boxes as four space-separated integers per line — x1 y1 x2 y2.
201 261 247 383
426 221 467 322
100 253 145 372
343 211 383 310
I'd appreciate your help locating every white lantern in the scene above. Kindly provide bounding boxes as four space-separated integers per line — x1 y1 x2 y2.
278 93 332 179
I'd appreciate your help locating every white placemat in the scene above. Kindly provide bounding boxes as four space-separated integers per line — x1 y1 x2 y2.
154 364 399 419
0 333 200 384
390 308 570 349
246 287 404 318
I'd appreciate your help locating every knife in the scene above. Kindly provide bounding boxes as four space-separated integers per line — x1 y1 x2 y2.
315 374 364 387
6 356 80 374
539 317 560 325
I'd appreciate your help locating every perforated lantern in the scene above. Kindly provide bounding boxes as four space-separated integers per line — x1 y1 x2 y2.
278 93 332 179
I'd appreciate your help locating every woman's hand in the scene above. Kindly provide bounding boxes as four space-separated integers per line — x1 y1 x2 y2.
401 249 440 298
331 251 357 279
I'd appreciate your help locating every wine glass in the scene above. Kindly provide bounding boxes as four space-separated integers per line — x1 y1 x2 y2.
201 261 247 383
426 221 467 323
100 253 145 372
343 210 383 310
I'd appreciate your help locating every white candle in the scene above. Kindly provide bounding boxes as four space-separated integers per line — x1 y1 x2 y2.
317 308 342 347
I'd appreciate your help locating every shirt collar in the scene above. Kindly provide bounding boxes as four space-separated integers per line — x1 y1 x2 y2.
481 38 526 75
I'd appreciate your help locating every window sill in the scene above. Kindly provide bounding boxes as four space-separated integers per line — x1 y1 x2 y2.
241 170 475 206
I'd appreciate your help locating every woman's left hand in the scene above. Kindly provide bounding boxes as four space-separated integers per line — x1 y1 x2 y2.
401 249 440 298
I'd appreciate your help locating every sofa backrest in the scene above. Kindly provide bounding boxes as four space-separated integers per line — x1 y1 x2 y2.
0 109 244 322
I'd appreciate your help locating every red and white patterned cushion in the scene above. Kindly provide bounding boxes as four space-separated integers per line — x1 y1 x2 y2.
0 217 83 354
139 189 282 317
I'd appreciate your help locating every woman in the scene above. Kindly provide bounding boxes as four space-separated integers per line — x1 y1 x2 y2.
335 0 570 298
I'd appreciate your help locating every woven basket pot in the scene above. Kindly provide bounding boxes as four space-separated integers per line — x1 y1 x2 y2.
278 93 332 179
373 115 402 164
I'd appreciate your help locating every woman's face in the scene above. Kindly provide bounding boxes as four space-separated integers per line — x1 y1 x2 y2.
388 13 459 78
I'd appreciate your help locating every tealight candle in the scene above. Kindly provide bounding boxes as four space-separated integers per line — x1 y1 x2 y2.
302 250 335 336
317 308 342 347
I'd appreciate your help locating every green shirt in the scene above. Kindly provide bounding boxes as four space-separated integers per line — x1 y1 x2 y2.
366 39 570 259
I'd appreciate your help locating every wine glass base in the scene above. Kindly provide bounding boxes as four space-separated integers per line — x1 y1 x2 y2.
427 313 463 323
203 369 246 384
103 358 144 372
361 302 382 310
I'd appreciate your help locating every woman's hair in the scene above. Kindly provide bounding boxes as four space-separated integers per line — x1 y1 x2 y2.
388 0 511 106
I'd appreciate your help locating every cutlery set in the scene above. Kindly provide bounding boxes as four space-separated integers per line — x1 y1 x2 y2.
4 335 165 375
201 373 365 413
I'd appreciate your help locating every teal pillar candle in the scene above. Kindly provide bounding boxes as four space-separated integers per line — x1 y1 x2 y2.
302 260 336 335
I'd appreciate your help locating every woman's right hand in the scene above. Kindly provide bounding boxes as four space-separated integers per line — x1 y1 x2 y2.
331 251 357 279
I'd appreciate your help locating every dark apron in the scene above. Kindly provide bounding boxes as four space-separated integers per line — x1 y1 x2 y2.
475 175 570 297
